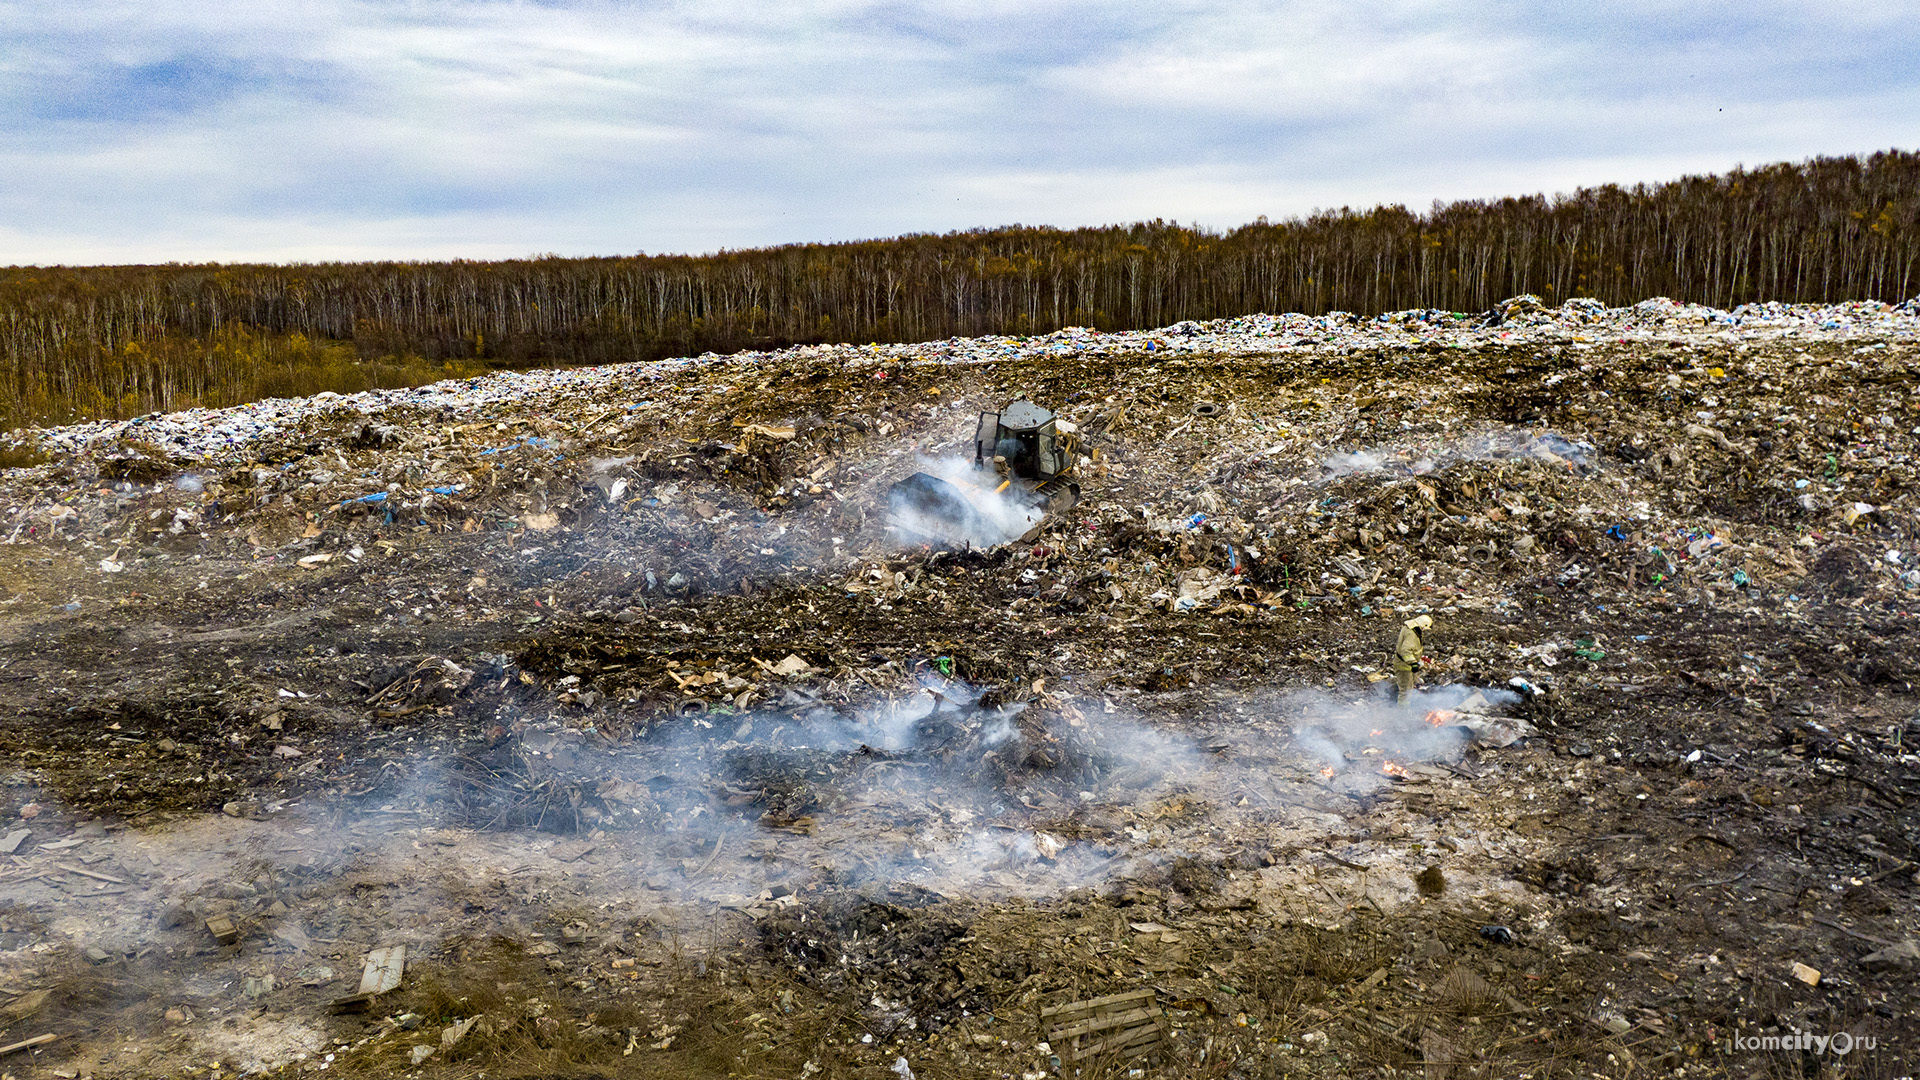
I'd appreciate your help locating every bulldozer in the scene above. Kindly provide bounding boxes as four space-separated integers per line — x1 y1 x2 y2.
886 400 1082 549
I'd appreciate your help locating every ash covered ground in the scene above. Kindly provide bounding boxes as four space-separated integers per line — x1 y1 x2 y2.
0 297 1918 1078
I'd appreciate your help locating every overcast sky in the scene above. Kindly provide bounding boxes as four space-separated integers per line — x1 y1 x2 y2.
3 1 1916 265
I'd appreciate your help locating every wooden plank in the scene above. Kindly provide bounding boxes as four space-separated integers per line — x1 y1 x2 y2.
1047 1005 1154 1036
1105 1022 1159 1045
0 1033 57 1056
1087 1019 1164 1047
327 992 377 1014
1106 1017 1167 1048
54 862 127 885
1041 988 1157 1019
1074 1023 1165 1060
1067 1022 1152 1053
1048 1006 1161 1042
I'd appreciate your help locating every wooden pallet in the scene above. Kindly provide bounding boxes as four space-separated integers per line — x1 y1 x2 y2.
1042 988 1167 1065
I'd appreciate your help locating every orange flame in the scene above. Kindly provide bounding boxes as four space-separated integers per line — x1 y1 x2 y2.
1424 709 1456 727
1381 761 1408 777
1319 766 1337 778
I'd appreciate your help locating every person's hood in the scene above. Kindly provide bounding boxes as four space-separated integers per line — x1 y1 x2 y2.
1404 615 1433 630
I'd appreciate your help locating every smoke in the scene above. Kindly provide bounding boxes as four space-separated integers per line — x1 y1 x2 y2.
16 674 1537 971
0 669 1546 1076
11 677 1541 969
451 676 1289 901
1322 427 1595 479
1321 450 1391 478
454 670 1533 905
1283 684 1525 778
885 456 1045 550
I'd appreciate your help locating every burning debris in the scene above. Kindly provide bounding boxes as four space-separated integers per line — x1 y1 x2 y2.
423 671 1399 901
1289 683 1536 782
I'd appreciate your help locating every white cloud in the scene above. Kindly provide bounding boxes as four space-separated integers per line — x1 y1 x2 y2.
0 0 1916 263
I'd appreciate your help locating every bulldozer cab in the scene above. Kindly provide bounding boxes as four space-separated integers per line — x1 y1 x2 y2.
975 400 1076 481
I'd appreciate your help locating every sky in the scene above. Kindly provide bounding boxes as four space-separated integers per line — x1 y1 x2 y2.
2 0 1917 266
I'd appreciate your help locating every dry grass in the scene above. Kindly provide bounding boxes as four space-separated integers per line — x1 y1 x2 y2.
0 442 49 469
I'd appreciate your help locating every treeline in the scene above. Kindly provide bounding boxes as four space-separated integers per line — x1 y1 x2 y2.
4 150 1917 428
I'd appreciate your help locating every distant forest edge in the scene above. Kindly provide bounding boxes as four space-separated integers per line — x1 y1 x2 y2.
4 150 1917 430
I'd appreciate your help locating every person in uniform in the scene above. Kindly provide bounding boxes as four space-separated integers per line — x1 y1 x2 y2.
1393 614 1433 705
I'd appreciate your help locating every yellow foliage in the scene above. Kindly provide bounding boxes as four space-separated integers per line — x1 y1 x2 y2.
0 326 491 429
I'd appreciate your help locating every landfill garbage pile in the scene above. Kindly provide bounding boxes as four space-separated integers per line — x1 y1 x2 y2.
0 294 1914 1079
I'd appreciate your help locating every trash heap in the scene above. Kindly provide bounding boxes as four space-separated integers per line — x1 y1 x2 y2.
10 293 1918 464
0 293 1914 651
0 294 1917 1080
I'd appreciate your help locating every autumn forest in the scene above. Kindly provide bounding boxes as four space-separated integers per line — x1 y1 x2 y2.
2 150 1915 429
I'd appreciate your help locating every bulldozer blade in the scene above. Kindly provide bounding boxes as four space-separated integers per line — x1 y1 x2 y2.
887 472 994 548
1015 480 1078 543
888 471 1053 549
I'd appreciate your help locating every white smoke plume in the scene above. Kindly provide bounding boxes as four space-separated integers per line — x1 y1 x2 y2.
1282 683 1526 779
479 670 1533 905
885 456 1046 550
1322 427 1594 479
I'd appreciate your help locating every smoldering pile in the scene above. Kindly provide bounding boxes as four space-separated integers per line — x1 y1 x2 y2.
1322 426 1596 480
422 644 1560 907
1289 683 1544 782
424 673 1392 899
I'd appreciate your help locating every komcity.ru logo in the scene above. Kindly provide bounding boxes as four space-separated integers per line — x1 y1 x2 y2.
1729 1030 1878 1056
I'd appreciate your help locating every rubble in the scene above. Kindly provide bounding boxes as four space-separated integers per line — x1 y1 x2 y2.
0 989 48 1022
1860 939 1920 973
0 295 1914 1077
